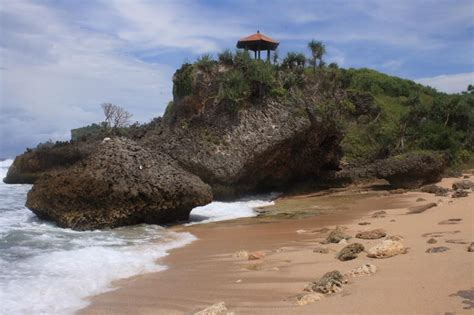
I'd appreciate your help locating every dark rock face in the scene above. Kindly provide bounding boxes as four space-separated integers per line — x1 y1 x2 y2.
26 138 212 230
452 180 474 191
452 190 469 198
335 152 447 189
326 227 351 243
337 243 365 261
356 229 387 239
147 100 342 199
4 141 97 184
306 271 347 294
420 184 450 196
425 246 450 253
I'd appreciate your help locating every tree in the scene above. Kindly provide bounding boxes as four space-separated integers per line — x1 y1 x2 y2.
101 103 133 129
307 40 326 74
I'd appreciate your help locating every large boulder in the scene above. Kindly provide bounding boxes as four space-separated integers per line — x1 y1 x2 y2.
335 152 447 189
146 99 342 199
4 141 97 184
26 138 212 230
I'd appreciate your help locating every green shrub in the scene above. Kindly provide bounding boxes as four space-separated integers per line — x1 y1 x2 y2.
163 101 175 120
172 63 194 100
217 69 250 111
218 49 234 65
234 49 252 69
196 53 215 71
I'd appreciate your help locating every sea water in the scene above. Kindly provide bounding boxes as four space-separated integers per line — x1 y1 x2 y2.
0 159 273 314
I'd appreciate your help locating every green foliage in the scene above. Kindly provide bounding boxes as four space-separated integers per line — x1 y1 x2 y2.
172 63 195 100
196 53 215 71
218 49 234 65
233 49 252 69
71 123 106 142
344 68 420 97
247 61 275 97
217 69 250 111
307 40 326 71
163 101 175 120
282 52 306 70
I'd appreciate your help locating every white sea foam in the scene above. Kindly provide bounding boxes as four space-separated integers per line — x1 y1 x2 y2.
0 160 196 315
0 158 276 314
188 194 277 225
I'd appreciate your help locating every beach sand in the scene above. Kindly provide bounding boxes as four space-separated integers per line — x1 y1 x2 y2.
80 176 474 314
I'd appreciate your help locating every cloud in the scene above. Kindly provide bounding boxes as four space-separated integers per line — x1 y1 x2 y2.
415 72 474 94
0 0 174 157
0 0 473 157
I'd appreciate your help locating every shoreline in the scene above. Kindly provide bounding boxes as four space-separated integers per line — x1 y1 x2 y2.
80 177 473 314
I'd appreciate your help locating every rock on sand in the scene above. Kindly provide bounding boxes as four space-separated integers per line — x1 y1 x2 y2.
356 229 387 239
367 240 406 258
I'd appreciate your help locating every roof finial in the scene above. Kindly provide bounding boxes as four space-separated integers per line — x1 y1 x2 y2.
257 30 260 33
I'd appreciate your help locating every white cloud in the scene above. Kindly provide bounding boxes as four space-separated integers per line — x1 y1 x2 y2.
415 72 474 94
0 0 174 156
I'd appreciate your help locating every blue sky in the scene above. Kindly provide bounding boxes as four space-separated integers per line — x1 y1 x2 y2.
1 0 473 157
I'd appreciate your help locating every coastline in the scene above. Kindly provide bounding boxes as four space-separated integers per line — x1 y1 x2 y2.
80 176 473 314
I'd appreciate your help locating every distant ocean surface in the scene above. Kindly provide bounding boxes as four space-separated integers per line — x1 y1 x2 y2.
0 159 274 314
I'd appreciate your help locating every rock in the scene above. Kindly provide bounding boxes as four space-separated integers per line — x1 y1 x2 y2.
295 293 323 305
356 229 387 240
358 222 371 225
468 243 474 252
407 202 437 214
372 153 446 188
326 227 351 243
445 239 469 244
337 243 365 261
313 246 330 254
248 251 266 260
345 263 377 277
438 218 462 225
416 197 426 202
334 152 447 189
367 240 406 258
427 238 438 244
26 138 212 230
452 180 474 190
151 76 344 199
338 239 348 245
420 184 450 196
372 210 387 218
233 250 249 259
4 141 98 184
387 235 404 242
426 246 450 253
305 271 347 294
463 175 470 179
194 302 229 315
102 137 111 142
296 229 307 234
452 190 469 198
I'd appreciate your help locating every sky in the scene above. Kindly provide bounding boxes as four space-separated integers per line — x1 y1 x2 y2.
1 0 473 157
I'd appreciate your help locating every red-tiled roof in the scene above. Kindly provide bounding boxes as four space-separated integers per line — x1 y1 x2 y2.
238 31 279 44
236 31 279 51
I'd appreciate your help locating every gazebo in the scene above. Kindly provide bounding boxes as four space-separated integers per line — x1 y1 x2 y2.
236 30 279 61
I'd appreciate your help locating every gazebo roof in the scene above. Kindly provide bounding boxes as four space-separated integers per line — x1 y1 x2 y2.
236 31 279 51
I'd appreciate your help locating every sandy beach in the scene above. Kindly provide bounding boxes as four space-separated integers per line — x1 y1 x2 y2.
81 176 473 315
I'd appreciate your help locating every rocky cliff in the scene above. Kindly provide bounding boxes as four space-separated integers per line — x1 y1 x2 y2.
26 138 212 230
5 58 456 230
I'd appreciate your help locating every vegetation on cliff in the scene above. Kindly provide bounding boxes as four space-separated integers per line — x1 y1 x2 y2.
165 47 473 169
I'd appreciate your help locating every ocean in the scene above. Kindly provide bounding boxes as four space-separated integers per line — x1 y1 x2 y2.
0 159 273 314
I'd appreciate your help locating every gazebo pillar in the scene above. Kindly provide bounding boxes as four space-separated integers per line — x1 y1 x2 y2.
267 49 270 61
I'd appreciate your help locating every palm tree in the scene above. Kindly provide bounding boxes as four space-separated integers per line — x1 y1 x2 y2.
308 40 326 73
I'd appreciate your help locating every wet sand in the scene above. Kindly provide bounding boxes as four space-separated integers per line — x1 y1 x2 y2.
81 176 474 314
